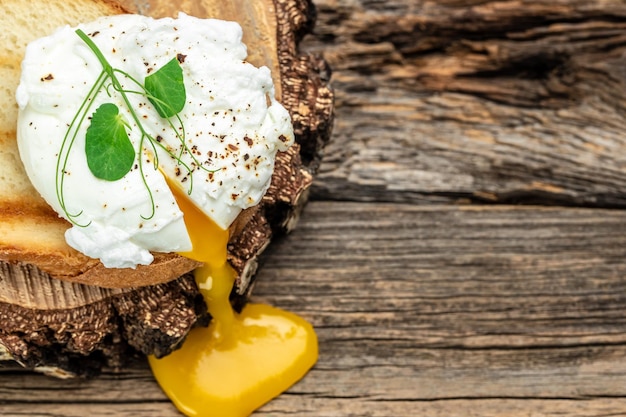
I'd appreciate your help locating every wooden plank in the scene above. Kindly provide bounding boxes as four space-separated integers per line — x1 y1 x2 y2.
304 0 626 207
9 0 626 416
4 399 626 417
3 201 626 415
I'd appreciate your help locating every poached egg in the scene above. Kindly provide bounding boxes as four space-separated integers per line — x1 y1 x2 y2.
16 12 294 269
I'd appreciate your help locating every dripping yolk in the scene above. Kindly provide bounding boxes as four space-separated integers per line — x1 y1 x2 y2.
149 180 318 417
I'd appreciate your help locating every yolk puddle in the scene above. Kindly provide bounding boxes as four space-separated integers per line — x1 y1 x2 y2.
148 180 318 417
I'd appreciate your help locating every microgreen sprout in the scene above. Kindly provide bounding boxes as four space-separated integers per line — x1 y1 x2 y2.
56 29 214 226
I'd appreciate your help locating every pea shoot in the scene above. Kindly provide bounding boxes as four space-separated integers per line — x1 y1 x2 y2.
56 29 207 227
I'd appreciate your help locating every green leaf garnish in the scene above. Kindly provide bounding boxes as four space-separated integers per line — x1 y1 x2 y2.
144 58 186 118
55 29 217 227
85 103 135 181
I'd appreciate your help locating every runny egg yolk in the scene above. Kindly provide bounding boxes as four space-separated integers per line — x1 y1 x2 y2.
148 180 318 417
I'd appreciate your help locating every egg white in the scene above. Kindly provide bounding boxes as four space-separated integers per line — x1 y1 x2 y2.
16 13 294 268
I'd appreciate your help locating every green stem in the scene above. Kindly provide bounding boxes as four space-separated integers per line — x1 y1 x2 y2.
56 69 108 226
75 29 113 74
77 31 150 142
75 29 158 220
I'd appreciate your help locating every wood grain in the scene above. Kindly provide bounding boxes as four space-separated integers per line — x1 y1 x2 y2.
3 0 626 416
305 0 626 207
3 202 626 416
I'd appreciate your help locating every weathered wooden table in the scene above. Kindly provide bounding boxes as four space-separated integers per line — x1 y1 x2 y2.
4 0 626 416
